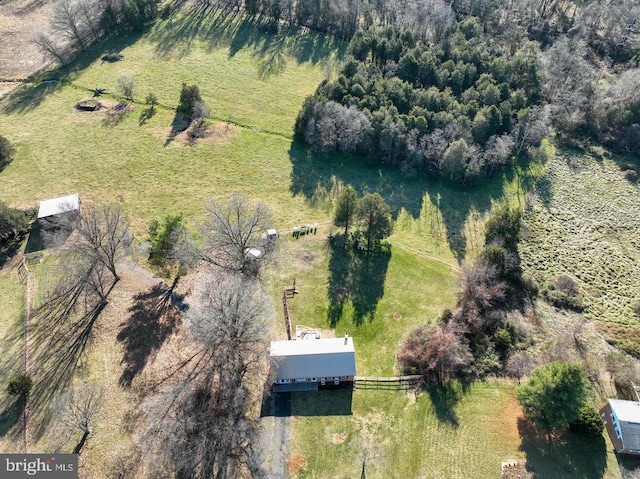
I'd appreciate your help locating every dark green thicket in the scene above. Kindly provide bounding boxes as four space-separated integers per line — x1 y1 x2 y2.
295 18 545 184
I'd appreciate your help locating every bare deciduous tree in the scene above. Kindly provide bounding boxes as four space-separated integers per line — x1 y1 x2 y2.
73 205 131 281
143 272 270 479
77 0 102 42
178 195 273 276
52 0 88 50
34 34 67 65
51 385 104 454
397 322 472 383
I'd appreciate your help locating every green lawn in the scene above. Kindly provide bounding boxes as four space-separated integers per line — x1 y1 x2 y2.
0 260 26 452
274 236 459 376
288 379 621 479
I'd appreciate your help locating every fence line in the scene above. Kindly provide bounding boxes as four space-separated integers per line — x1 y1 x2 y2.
19 255 32 453
354 375 423 391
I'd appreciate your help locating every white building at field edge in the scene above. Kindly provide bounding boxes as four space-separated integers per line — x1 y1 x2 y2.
269 335 356 392
37 193 80 222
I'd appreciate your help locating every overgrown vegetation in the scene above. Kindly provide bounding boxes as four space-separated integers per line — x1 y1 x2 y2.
0 201 31 245
398 205 529 381
7 373 33 399
0 135 15 172
521 152 640 358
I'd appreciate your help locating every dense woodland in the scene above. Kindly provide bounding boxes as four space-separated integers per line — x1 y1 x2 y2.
295 20 547 183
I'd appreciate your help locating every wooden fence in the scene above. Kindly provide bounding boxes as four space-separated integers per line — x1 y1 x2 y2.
354 375 423 391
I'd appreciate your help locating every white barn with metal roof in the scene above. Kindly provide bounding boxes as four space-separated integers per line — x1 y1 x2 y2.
269 336 356 392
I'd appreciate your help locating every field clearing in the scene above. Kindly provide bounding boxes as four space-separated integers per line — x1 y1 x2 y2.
0 5 622 478
520 150 640 356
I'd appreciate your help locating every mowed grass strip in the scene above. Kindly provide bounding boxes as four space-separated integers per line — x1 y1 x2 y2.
0 264 26 452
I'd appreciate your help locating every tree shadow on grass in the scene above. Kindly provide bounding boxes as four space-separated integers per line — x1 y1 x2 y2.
327 235 391 327
290 142 509 263
138 106 157 126
423 381 471 428
517 418 607 479
27 274 116 442
117 282 182 388
147 5 345 69
1 31 146 115
0 398 25 439
164 113 191 146
101 101 132 128
254 34 288 80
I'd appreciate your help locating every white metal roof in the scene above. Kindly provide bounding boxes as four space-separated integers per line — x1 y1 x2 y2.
267 228 277 236
37 193 80 219
609 399 640 423
271 337 355 356
270 337 356 379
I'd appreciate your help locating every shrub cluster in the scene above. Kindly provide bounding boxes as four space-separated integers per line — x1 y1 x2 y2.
0 135 15 172
398 205 531 381
541 274 585 312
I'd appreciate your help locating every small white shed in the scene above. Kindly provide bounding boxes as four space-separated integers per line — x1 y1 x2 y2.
37 193 80 220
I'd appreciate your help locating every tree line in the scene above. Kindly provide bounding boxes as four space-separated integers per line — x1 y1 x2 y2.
295 18 549 184
35 0 159 65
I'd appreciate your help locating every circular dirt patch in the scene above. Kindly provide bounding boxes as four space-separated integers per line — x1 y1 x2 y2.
75 99 103 111
286 454 306 476
331 432 348 444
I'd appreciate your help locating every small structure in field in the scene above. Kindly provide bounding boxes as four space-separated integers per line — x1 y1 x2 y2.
37 193 80 225
270 334 356 392
267 228 278 240
600 398 640 455
27 193 81 252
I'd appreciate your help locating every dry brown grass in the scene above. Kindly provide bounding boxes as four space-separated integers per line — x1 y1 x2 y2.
287 454 307 476
0 0 67 83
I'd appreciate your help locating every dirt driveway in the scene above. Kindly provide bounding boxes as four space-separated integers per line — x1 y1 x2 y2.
259 392 292 479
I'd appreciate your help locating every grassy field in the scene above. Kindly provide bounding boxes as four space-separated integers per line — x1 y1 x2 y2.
0 5 629 479
0 8 337 236
271 233 459 376
520 149 640 356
